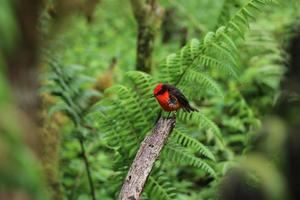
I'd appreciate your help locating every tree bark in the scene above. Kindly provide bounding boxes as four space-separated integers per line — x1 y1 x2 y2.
119 117 176 200
130 0 164 74
2 0 62 199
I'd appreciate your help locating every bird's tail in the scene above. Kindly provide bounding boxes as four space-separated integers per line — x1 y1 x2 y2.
183 104 198 112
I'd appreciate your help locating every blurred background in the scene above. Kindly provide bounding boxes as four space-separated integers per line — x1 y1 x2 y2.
0 0 300 199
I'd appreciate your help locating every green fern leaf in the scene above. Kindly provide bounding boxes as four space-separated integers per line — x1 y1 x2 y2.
126 71 160 117
171 129 216 161
216 26 238 54
178 111 224 147
180 69 224 98
48 102 72 118
163 145 216 177
145 176 176 200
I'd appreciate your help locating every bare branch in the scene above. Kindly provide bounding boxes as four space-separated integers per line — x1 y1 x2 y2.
119 117 176 200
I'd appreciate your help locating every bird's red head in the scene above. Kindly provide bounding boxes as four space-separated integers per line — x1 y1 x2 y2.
153 83 163 96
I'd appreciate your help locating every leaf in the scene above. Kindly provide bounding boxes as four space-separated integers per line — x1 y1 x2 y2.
48 102 73 118
181 69 224 98
145 176 176 200
178 111 224 148
163 145 216 177
171 129 216 161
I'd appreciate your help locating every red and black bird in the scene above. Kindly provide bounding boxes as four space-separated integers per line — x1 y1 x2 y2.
153 83 197 112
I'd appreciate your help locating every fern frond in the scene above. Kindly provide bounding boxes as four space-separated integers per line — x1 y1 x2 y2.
180 69 224 98
126 71 156 97
171 129 216 161
216 27 239 54
82 1 275 197
157 0 274 91
48 101 76 120
93 83 160 157
225 0 274 39
105 85 151 132
178 111 224 147
145 176 177 200
98 111 136 151
215 0 245 28
126 71 160 118
92 101 139 156
158 39 202 84
163 145 216 177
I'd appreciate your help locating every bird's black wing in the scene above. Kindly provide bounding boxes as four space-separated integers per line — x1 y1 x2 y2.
165 84 198 112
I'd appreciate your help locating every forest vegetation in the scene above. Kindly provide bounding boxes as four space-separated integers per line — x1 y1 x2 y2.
0 0 300 200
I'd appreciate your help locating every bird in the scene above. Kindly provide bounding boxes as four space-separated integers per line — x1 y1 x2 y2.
153 83 197 113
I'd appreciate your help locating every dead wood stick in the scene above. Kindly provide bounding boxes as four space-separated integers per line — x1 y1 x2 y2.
119 117 176 200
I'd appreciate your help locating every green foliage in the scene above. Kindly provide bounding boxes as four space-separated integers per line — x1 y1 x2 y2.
177 111 223 147
42 56 103 199
163 144 216 177
40 0 299 199
43 57 101 126
157 0 278 103
171 129 216 161
0 0 18 53
85 0 277 198
1 0 298 199
145 175 177 200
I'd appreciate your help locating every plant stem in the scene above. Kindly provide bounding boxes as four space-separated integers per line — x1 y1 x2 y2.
79 138 96 200
50 61 97 200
